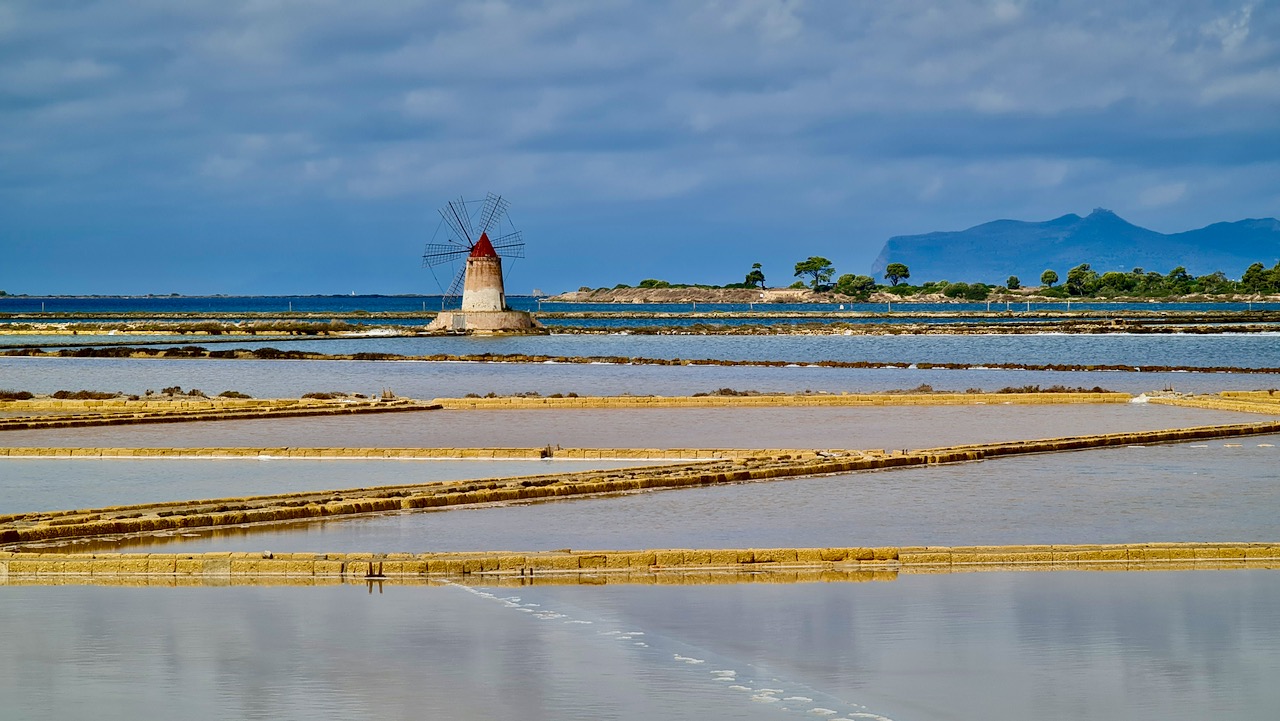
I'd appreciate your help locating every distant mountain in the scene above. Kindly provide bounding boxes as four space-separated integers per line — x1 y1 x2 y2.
870 209 1280 285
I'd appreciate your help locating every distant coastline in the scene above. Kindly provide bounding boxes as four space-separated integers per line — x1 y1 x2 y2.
547 286 1280 304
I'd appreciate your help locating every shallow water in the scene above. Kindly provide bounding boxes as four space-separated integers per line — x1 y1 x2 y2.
0 403 1249 450
1 571 1277 721
4 322 1279 720
8 331 1280 368
117 435 1280 553
273 331 1280 368
0 458 664 515
3 356 1279 400
5 294 1278 314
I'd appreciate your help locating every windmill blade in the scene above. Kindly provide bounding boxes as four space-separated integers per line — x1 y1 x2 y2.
439 198 475 245
489 230 525 258
475 193 509 236
443 265 467 299
422 242 472 268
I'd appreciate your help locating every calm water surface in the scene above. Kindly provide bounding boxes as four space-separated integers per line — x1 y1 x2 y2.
1 571 1277 721
122 436 1280 553
0 403 1250 450
0 458 664 515
256 331 1280 368
4 356 1279 400
7 332 1280 368
5 294 1277 313
4 316 1279 720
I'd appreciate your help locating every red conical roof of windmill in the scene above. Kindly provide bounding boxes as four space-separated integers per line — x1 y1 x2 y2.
469 232 498 258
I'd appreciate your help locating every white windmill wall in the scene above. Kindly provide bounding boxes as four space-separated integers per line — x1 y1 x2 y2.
461 255 506 311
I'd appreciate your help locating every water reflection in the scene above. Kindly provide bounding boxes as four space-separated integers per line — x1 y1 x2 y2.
0 402 1251 450
4 356 1278 401
117 436 1280 554
1 570 1277 720
0 458 666 515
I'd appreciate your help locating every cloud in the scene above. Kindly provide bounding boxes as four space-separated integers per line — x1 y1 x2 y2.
1138 182 1189 207
2 1 1278 293
1203 4 1254 53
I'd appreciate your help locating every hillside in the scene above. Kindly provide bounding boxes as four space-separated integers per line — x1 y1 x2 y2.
871 209 1280 283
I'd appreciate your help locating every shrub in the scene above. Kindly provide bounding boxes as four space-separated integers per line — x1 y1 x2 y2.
0 389 34 401
251 347 306 360
162 346 207 358
302 392 340 400
51 390 119 400
218 390 252 399
996 385 1111 394
692 388 758 397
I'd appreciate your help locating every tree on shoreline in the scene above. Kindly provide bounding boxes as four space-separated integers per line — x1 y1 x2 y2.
884 263 910 286
1066 263 1098 296
834 273 875 299
794 257 835 290
596 259 1280 299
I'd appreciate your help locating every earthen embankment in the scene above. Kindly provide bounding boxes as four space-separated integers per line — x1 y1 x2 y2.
432 391 1129 410
5 419 1280 549
0 397 437 431
2 542 1275 587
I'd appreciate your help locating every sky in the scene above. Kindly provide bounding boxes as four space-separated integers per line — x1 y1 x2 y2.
2 0 1278 295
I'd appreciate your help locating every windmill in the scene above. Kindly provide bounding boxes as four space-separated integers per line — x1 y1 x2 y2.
422 193 525 310
422 193 545 334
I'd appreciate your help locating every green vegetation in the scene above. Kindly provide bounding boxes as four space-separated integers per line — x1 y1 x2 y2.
833 274 876 300
52 390 119 400
218 390 252 399
1038 262 1280 298
0 389 34 400
884 263 910 286
598 257 1280 301
793 256 835 290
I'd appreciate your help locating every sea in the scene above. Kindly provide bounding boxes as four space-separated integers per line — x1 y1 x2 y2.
2 296 1279 720
3 293 1279 317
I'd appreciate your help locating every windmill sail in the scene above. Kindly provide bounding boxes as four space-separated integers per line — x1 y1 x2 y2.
475 193 509 236
440 197 475 244
488 231 525 258
422 243 472 268
424 192 526 302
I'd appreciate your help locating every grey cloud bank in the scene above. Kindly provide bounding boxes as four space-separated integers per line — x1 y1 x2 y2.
1 1 1277 294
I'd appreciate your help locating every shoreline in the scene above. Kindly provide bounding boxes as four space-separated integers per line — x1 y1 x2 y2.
548 286 1280 304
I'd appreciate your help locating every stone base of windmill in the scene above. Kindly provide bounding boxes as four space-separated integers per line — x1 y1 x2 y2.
426 310 547 335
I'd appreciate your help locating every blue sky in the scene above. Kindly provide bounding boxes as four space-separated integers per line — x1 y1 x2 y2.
3 1 1278 295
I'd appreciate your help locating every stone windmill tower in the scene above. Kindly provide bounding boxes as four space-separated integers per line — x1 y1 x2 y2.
423 194 544 334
